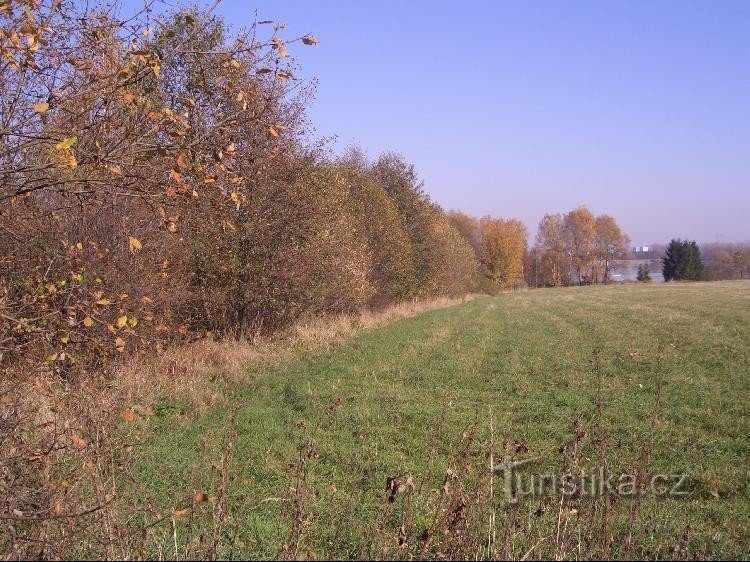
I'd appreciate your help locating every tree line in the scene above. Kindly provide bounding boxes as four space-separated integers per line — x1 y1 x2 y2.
1 1 740 378
1 1 487 375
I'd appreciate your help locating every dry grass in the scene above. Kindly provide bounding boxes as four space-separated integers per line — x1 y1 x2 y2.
112 294 481 417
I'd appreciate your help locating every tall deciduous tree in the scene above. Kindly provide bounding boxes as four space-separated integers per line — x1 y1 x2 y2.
535 213 567 286
563 206 597 285
594 214 630 283
479 217 528 289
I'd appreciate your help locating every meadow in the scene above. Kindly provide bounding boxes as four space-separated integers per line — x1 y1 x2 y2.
116 281 748 559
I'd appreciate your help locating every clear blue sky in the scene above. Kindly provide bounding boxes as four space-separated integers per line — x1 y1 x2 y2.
145 0 750 244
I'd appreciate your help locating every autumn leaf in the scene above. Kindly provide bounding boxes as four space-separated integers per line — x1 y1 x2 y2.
194 492 208 503
172 507 191 518
268 125 280 138
45 353 58 362
71 434 87 450
55 136 77 150
176 153 189 169
128 236 142 253
33 101 49 113
170 169 183 183
83 316 94 327
121 408 137 423
116 315 128 329
114 337 125 352
302 34 319 46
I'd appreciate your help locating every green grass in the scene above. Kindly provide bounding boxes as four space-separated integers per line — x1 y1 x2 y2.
122 281 749 559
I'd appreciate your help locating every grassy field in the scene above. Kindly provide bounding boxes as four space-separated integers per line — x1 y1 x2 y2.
121 281 749 559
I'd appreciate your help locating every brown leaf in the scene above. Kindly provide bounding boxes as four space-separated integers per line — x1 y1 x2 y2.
121 408 137 423
71 434 87 450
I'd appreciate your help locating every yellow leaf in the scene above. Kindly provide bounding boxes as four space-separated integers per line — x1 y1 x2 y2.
229 59 240 69
55 136 77 150
116 315 128 329
45 353 58 362
59 332 70 344
278 45 289 58
128 236 142 253
268 125 279 138
75 242 83 250
127 316 138 328
33 101 49 113
83 316 94 327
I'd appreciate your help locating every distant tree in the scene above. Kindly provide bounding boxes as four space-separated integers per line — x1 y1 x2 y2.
563 206 597 285
594 214 630 283
535 213 567 286
479 217 528 289
705 250 736 281
636 263 651 282
662 239 704 281
735 249 750 279
448 210 481 258
372 153 477 297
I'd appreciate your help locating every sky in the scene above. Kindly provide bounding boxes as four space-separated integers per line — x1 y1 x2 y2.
134 0 749 244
